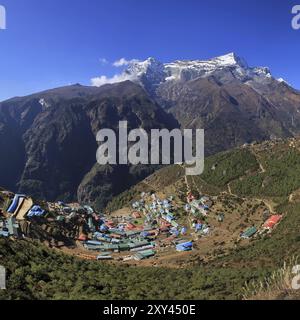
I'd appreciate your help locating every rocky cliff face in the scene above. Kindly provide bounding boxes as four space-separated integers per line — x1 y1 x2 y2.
0 81 178 208
156 77 291 154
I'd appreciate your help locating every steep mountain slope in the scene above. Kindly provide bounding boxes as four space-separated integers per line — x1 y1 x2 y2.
0 81 178 208
157 77 290 154
103 53 300 154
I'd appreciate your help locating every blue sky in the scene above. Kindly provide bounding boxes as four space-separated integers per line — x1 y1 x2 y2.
0 0 299 101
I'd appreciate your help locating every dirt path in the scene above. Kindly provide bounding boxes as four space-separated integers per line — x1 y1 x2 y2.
142 179 156 191
259 163 266 173
227 181 275 213
287 188 300 203
226 182 245 200
177 163 192 193
249 146 266 173
191 176 202 196
178 163 203 196
185 176 192 193
228 183 233 196
261 199 275 214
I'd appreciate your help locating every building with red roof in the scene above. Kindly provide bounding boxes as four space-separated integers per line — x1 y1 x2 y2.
263 215 282 229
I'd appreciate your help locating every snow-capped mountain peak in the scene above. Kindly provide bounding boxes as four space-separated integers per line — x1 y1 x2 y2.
92 53 282 91
125 57 166 92
120 53 273 87
163 52 250 82
204 52 248 68
126 57 163 77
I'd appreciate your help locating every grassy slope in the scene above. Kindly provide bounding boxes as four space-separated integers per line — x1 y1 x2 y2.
0 238 270 300
243 257 300 300
1 140 300 300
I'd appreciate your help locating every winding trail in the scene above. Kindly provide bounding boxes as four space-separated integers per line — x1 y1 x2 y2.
177 163 192 193
192 176 202 196
227 181 275 213
224 147 278 213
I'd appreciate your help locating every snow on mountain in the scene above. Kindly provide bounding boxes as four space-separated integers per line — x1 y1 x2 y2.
162 53 276 85
164 52 249 81
277 77 291 86
92 53 286 91
124 57 166 92
39 98 51 109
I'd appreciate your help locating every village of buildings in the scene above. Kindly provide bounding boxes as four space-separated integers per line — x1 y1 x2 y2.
0 183 283 265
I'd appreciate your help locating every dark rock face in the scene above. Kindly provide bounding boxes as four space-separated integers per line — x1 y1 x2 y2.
20 102 97 201
0 81 178 208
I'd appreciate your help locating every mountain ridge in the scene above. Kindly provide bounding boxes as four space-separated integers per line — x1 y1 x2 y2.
92 53 300 154
105 53 281 91
1 53 300 208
